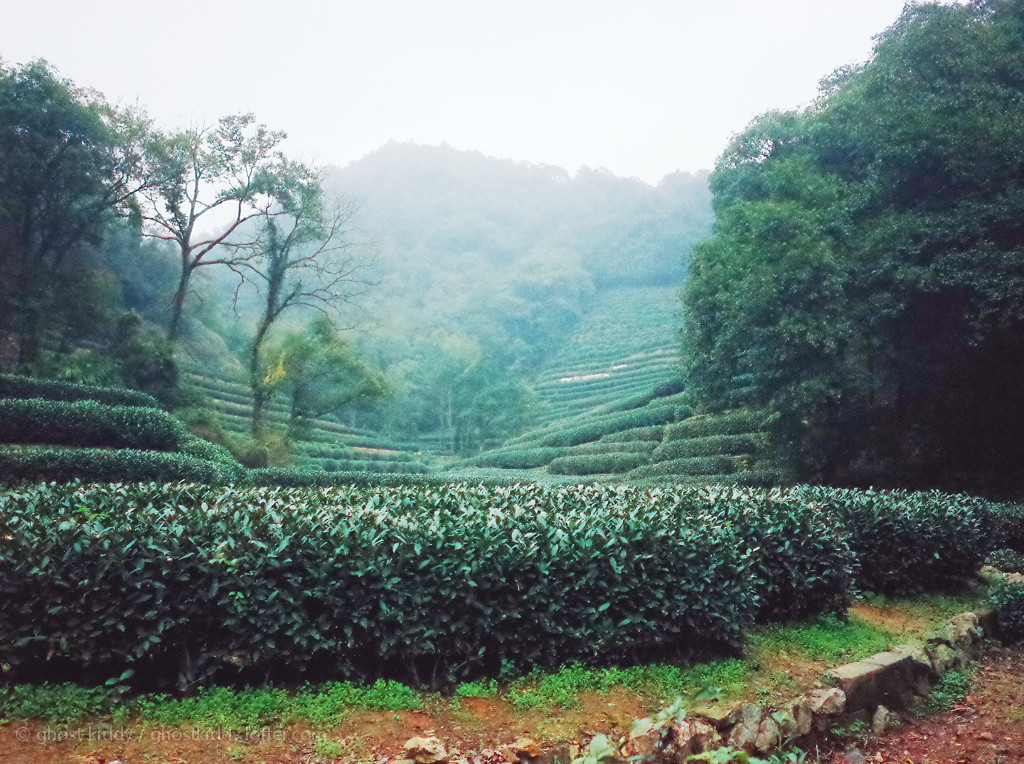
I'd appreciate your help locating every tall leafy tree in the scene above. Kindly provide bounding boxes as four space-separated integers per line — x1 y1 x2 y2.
0 60 146 364
263 317 389 437
683 1 1024 494
136 113 284 340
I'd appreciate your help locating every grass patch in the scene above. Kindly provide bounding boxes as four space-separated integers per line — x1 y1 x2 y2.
0 683 116 724
749 614 895 665
456 679 499 698
506 660 750 711
0 680 423 728
859 589 988 626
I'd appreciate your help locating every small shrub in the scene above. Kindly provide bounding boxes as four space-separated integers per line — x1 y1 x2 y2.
231 433 291 468
992 574 1024 643
985 548 1024 574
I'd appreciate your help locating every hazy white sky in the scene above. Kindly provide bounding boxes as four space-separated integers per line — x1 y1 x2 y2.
4 1 912 184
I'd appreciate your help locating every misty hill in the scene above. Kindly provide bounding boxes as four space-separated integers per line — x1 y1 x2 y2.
322 143 713 452
328 141 712 289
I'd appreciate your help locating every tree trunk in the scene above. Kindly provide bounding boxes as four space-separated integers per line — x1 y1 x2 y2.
249 314 274 438
168 255 191 342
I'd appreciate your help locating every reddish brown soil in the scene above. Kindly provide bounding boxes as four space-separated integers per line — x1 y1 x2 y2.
829 646 1024 764
0 688 648 764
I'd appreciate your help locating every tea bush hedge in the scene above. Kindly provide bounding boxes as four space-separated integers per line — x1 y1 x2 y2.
598 426 665 443
0 481 993 688
795 487 993 594
0 399 187 451
991 502 1024 553
991 575 1024 643
699 489 855 621
986 548 1024 574
653 434 762 461
180 436 240 467
0 374 159 408
0 447 242 484
629 455 740 479
547 452 649 475
0 482 754 688
663 410 763 442
471 447 561 469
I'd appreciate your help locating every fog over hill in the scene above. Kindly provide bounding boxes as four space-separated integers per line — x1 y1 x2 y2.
315 142 713 450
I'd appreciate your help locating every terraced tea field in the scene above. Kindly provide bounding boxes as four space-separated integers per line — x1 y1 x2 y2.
461 285 780 485
531 286 683 425
181 364 430 474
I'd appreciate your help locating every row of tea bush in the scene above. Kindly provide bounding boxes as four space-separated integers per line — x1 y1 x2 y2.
0 481 1003 689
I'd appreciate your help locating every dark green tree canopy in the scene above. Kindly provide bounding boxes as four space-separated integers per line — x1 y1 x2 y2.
0 60 144 364
683 1 1024 495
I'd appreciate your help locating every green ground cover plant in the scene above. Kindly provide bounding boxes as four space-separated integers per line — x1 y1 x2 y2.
915 669 973 715
749 615 891 664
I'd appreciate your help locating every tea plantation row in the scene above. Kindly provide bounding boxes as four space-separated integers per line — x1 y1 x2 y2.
0 481 1009 690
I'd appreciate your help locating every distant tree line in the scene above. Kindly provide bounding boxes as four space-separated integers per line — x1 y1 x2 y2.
683 0 1024 495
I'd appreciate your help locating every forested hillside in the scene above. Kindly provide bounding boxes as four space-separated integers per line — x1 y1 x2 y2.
0 62 712 466
317 143 712 452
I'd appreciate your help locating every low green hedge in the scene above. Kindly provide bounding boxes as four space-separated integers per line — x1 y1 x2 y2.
471 447 561 469
986 548 1024 574
991 503 1024 553
991 575 1024 643
0 481 993 688
796 487 993 594
663 410 764 442
653 434 763 461
180 436 241 467
0 374 159 409
701 490 855 622
629 455 740 479
630 469 783 488
547 452 649 475
0 398 187 451
0 482 754 687
511 402 688 450
598 426 666 443
564 440 658 456
246 468 442 488
0 447 242 484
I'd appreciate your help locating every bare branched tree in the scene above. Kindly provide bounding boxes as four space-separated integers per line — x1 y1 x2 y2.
244 160 375 435
135 113 285 340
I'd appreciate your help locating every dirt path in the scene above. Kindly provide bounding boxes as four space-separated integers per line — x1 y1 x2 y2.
831 646 1024 764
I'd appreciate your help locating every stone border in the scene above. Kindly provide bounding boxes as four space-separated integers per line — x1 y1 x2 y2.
395 611 993 764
